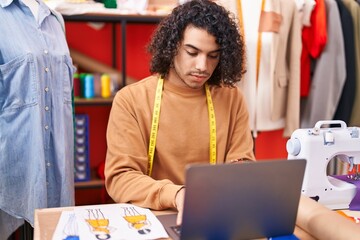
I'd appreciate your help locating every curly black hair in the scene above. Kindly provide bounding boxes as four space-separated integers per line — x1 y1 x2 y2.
147 0 246 87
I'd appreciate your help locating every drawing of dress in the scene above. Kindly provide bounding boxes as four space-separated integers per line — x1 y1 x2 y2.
62 212 79 240
122 207 151 235
85 209 116 240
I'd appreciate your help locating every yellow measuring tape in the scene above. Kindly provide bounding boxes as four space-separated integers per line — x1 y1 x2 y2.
147 77 217 176
237 0 266 86
205 83 217 166
147 76 164 176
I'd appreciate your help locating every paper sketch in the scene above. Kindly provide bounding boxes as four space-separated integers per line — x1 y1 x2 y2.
51 203 169 240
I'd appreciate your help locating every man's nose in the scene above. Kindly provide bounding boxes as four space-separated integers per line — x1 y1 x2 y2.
195 55 207 72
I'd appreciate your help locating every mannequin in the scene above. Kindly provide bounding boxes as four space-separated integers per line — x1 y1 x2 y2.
0 0 75 238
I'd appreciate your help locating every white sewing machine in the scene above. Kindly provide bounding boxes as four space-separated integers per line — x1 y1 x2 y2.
286 120 360 209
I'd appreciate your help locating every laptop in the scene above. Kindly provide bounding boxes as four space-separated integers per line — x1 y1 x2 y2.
157 159 306 240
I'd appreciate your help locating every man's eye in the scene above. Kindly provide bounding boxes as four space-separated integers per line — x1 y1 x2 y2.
208 54 219 59
186 51 197 56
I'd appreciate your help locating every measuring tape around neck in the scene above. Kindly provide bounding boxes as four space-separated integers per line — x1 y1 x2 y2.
205 83 217 166
147 77 217 176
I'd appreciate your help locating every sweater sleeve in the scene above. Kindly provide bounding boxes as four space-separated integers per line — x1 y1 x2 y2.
223 87 256 163
105 89 183 210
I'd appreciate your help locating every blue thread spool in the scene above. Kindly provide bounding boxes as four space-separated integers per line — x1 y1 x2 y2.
83 74 95 99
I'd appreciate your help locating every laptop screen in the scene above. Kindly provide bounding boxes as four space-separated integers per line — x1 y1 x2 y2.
159 159 306 240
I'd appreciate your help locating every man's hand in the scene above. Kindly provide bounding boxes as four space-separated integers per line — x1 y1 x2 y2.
229 158 254 164
175 187 185 225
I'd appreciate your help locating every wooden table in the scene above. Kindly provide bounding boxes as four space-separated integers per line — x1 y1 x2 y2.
34 205 315 240
34 195 360 240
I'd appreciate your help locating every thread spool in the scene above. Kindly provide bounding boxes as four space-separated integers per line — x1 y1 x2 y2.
104 0 117 8
73 72 81 97
83 74 95 99
101 74 111 98
79 73 87 97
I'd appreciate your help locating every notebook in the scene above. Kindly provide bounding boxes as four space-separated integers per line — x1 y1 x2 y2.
157 159 306 240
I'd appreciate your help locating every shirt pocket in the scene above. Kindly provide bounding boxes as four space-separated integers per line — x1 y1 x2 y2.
62 54 75 104
0 53 38 112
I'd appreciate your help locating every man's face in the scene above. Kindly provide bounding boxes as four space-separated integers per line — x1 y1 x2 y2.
169 25 220 89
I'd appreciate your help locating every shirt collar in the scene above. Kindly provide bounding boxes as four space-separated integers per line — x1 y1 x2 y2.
0 0 14 8
0 0 42 9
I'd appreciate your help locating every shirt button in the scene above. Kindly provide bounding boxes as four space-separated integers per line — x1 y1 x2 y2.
45 67 49 72
47 162 51 167
45 87 49 92
44 49 48 54
45 125 49 130
45 106 49 111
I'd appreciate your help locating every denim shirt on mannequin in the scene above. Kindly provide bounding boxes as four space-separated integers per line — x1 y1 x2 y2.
0 0 75 237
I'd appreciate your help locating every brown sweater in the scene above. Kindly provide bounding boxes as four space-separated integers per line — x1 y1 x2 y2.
105 75 255 210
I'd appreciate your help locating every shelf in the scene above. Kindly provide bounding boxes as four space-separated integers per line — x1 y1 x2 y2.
63 13 164 88
64 12 159 205
74 97 113 105
63 13 164 24
75 179 105 189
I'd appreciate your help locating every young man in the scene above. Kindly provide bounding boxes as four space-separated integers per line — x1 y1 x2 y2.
105 0 254 225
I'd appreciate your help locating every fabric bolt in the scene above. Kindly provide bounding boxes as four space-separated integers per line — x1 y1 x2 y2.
105 75 255 210
0 0 75 238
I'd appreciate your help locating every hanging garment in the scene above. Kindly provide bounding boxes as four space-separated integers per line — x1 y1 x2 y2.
301 0 346 128
302 0 317 27
342 0 360 126
332 0 356 124
221 0 302 137
300 0 327 97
